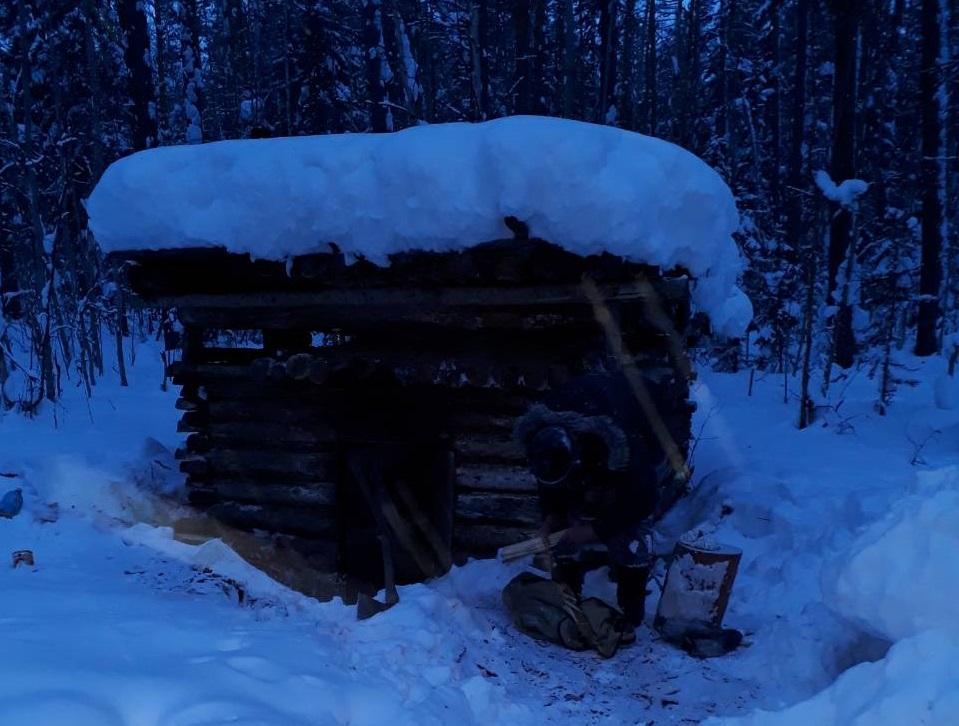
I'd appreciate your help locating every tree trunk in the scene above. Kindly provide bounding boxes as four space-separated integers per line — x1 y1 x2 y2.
687 0 704 150
916 0 944 356
116 282 129 388
719 0 736 181
469 0 491 120
561 0 577 118
0 59 21 320
798 245 818 429
671 1 687 143
784 0 808 260
120 0 158 151
768 0 782 210
16 1 43 243
0 240 18 320
643 0 657 134
83 0 104 177
532 0 549 114
385 4 421 126
282 1 292 135
478 0 491 118
598 0 619 124
513 0 532 114
154 0 170 142
619 0 638 130
364 0 392 132
181 0 205 143
827 0 861 369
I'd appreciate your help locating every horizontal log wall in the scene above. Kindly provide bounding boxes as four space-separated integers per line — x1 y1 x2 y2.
119 240 691 304
171 349 693 567
172 362 553 563
118 241 697 598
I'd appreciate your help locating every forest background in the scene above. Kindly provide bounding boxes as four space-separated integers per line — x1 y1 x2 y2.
0 0 955 423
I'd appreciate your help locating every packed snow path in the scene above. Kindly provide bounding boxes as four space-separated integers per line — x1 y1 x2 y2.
1 350 957 725
0 519 757 726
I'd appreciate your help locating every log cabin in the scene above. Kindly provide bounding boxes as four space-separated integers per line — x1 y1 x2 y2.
89 117 750 601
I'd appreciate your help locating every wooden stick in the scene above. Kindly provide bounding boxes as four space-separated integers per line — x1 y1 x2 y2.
497 529 568 564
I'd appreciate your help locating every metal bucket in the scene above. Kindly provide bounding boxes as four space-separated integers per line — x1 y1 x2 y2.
654 540 742 628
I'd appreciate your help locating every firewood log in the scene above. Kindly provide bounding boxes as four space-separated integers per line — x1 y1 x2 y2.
497 529 568 563
285 353 314 380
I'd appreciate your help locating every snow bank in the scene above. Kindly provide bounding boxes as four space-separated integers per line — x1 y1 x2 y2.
706 629 959 726
122 523 320 609
698 463 959 726
86 116 751 336
934 374 957 410
825 467 959 642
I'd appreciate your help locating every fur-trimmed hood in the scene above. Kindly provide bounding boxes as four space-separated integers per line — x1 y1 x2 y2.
513 404 630 471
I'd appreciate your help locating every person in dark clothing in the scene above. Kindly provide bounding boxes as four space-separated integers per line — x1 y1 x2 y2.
514 372 668 627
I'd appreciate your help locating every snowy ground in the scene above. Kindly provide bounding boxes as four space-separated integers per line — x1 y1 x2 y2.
1 343 957 725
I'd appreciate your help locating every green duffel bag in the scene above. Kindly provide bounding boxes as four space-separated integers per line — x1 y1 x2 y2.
502 572 636 659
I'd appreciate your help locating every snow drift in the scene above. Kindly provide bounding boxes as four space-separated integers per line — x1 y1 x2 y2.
707 630 959 726
826 466 959 642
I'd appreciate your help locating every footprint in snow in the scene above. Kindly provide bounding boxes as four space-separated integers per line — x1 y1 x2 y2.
216 635 251 652
0 691 125 726
160 698 306 726
226 655 289 683
188 655 217 665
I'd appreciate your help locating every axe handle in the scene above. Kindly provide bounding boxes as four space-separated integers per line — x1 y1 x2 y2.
379 533 399 605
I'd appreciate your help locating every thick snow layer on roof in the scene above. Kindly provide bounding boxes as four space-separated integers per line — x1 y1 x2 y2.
87 116 751 336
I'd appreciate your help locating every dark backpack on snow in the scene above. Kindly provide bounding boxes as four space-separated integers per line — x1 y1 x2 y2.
502 572 635 658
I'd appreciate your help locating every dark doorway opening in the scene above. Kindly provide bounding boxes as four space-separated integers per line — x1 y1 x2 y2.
329 362 454 601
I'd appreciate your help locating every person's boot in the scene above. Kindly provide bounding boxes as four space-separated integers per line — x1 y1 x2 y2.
551 557 585 597
657 618 744 658
616 564 651 628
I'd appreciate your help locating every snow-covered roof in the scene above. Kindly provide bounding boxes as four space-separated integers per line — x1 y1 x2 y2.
86 116 752 337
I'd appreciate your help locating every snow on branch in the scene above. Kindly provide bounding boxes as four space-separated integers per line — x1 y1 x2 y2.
813 170 869 210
